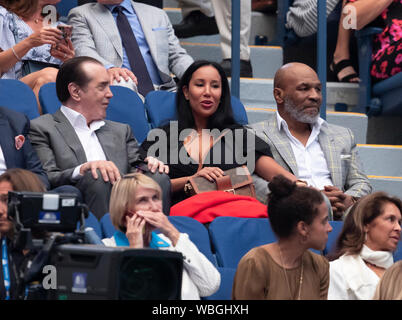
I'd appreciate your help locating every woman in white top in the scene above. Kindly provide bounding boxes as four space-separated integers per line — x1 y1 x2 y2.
102 172 221 300
328 192 402 300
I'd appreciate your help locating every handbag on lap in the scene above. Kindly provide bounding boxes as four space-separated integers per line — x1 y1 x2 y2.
184 165 256 198
183 129 256 199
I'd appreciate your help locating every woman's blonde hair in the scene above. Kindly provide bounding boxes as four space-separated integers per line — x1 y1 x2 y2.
109 173 162 232
373 260 402 300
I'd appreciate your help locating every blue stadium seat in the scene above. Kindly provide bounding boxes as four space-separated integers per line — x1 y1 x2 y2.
393 238 402 262
38 83 150 143
38 82 60 114
355 27 402 116
323 221 344 256
56 0 78 18
107 86 150 144
208 217 277 268
209 216 321 269
144 90 248 129
144 90 176 128
203 267 236 300
168 216 217 266
231 95 248 125
100 213 116 239
0 79 40 119
77 211 102 239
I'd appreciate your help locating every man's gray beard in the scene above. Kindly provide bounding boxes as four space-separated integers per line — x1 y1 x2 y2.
283 97 320 124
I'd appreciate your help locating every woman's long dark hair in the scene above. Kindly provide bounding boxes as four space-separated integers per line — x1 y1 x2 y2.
176 60 239 131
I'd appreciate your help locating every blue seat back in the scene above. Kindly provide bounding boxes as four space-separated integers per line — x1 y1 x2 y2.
144 91 177 128
323 221 344 256
230 95 248 125
38 82 61 114
393 238 402 262
372 72 402 116
144 91 248 129
77 211 102 239
100 213 117 239
168 216 217 266
0 79 40 119
355 27 402 116
56 0 78 18
38 83 150 143
107 86 150 143
203 267 236 300
208 217 276 268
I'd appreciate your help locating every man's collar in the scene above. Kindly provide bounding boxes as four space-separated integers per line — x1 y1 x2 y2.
275 111 325 132
105 0 134 14
60 105 105 131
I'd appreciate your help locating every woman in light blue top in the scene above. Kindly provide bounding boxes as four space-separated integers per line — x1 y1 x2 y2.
102 172 221 300
0 0 75 112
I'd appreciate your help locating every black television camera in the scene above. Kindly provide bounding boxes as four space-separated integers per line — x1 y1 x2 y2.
7 191 183 300
7 191 89 299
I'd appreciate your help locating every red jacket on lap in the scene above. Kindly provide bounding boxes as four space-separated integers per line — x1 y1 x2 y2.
170 191 268 224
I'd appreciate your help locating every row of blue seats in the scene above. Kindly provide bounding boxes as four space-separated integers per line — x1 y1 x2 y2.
82 213 402 300
0 79 248 144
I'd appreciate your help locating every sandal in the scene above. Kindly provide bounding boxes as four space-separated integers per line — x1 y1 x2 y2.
330 59 359 83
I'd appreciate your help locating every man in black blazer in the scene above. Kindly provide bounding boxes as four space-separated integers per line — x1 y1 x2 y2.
0 106 49 189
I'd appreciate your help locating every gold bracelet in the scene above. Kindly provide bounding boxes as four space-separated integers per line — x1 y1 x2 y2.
11 46 21 61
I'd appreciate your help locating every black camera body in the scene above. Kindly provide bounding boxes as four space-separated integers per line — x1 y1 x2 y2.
7 191 85 235
48 245 183 300
7 191 184 300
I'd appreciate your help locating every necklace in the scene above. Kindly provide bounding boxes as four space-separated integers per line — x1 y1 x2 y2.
278 245 304 300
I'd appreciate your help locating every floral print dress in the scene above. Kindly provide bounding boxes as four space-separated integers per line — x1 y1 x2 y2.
347 0 402 81
0 5 61 80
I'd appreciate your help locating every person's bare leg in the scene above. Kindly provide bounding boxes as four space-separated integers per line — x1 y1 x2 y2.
332 0 360 82
20 67 58 114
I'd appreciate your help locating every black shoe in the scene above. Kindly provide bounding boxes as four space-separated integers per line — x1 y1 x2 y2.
173 10 219 38
220 59 253 78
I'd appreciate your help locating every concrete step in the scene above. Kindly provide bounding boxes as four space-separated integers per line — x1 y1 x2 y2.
247 109 368 145
368 176 402 199
165 8 277 46
356 145 402 177
164 0 179 7
181 42 283 78
232 78 359 110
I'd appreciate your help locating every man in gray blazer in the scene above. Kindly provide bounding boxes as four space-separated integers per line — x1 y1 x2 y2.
68 0 194 95
251 63 371 220
29 56 170 219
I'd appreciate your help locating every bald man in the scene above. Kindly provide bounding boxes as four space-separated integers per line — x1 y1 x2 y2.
252 63 371 220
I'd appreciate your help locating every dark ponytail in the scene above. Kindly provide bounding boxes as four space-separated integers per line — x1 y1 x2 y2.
268 175 324 238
